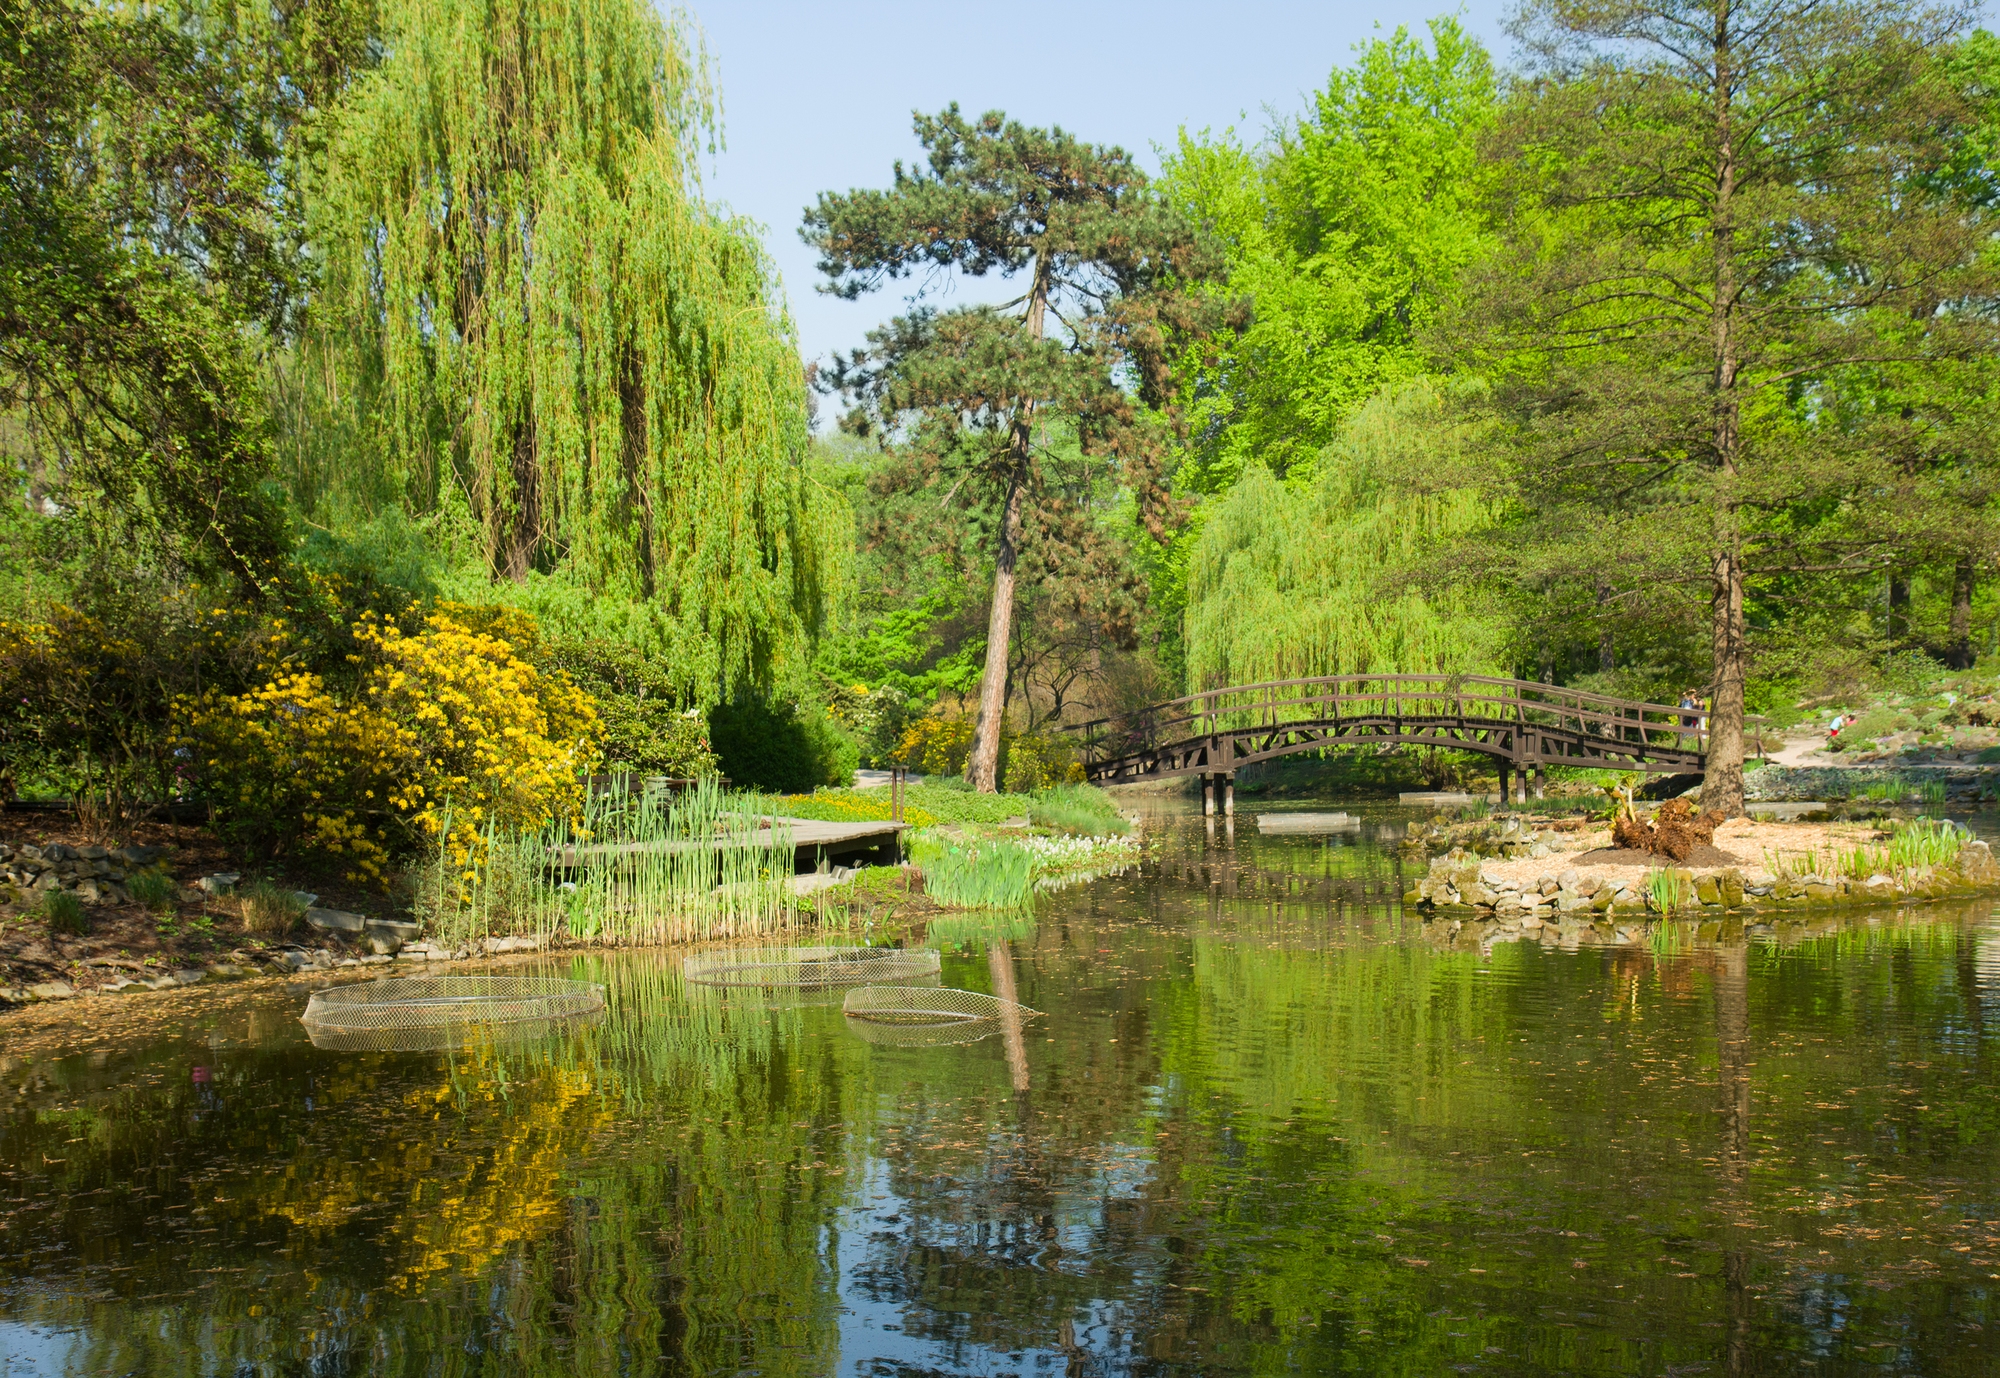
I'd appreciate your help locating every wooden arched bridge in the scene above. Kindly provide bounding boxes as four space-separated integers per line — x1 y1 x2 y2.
1060 674 1704 804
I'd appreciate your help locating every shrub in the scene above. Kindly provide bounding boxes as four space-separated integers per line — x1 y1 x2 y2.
708 697 857 792
127 868 176 910
240 880 305 934
544 635 719 777
40 890 88 936
1003 731 1084 792
895 712 976 776
184 608 601 885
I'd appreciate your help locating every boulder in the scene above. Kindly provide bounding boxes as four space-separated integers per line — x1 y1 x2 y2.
1694 875 1721 907
172 969 207 985
26 982 73 1000
198 873 241 896
305 907 367 934
115 845 167 867
1719 871 1746 909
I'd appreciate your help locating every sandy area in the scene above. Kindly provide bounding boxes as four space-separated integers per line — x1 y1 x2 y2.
1472 817 1893 890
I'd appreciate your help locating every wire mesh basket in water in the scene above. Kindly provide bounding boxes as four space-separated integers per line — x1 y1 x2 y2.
682 946 941 989
840 985 1038 1025
844 1013 1003 1048
301 976 606 1052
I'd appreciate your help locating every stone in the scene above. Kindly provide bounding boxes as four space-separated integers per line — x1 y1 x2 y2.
291 891 319 909
1694 875 1721 906
363 918 422 942
1463 884 1496 908
305 907 367 934
33 873 60 892
1555 889 1586 912
1803 882 1838 901
1520 915 1544 930
482 935 540 954
1719 871 1746 909
144 976 177 991
1557 868 1581 891
277 950 314 971
26 982 73 1000
110 979 146 994
42 844 75 862
365 933 403 956
115 844 167 866
172 968 206 985
1590 889 1616 913
1529 843 1550 858
198 873 241 896
206 963 244 979
77 845 107 861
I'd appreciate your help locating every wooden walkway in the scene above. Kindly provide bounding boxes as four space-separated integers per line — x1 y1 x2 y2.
1063 674 1704 802
551 817 905 870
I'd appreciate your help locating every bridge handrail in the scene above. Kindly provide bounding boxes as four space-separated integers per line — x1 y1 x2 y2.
1060 673 1694 735
1059 676 1702 761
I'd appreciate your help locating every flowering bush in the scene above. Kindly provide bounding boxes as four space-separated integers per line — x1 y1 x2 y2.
892 713 1083 790
183 609 601 884
894 712 976 776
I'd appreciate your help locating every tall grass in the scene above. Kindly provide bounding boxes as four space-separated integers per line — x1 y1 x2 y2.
421 778 798 949
1027 784 1130 836
906 830 1035 909
1645 868 1693 913
1888 817 1963 870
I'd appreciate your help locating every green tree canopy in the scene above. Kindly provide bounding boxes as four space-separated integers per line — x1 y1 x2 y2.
804 106 1221 789
1451 0 1999 813
298 0 844 699
1159 19 1496 493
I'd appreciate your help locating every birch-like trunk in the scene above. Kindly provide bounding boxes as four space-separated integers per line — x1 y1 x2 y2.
1703 2 1748 818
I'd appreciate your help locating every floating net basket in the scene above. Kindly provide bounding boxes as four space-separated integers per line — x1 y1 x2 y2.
301 976 606 1053
840 985 1038 1026
682 945 941 989
844 1014 1003 1048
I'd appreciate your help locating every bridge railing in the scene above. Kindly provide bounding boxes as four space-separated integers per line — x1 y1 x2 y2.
1061 674 1704 764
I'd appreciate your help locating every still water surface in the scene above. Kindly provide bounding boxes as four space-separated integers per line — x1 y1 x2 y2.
3 807 1999 1375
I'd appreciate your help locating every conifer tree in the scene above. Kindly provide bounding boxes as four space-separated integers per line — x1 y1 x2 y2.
804 106 1219 790
1456 0 1996 815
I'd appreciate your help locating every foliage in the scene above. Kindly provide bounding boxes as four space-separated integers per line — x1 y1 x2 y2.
1185 382 1501 689
1001 731 1084 793
894 712 978 776
1026 784 1129 836
420 779 797 948
1453 0 1997 813
771 788 938 830
806 104 1225 788
38 889 86 936
546 636 718 777
126 868 175 911
298 0 846 696
1644 868 1693 914
906 830 1035 909
708 697 858 793
239 880 304 935
184 609 601 884
1159 18 1497 491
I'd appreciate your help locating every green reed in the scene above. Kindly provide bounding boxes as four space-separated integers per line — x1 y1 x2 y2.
1645 868 1693 913
906 829 1035 910
421 777 799 948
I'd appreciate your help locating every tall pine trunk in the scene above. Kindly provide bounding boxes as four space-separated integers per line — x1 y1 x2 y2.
1703 4 1748 818
968 270 1047 792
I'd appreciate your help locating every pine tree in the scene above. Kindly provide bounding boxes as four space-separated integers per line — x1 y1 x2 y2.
804 106 1220 790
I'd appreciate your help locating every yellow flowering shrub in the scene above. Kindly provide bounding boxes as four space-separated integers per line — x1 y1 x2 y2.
891 712 1083 790
183 609 601 884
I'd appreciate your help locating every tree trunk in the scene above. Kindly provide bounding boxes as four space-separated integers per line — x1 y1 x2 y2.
1945 555 1974 669
968 456 1026 791
1702 5 1748 818
967 267 1048 792
500 412 540 583
1887 573 1911 645
1596 581 1614 673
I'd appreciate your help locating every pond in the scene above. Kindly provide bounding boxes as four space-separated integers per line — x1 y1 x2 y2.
3 804 1998 1376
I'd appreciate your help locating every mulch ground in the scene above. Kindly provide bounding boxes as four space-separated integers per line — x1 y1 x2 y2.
1572 844 1747 868
0 811 402 995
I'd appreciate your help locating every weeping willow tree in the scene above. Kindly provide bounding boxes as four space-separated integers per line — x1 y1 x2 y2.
290 0 845 695
1184 382 1498 690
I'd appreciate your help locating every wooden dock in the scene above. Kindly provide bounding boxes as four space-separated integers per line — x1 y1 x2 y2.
549 817 906 871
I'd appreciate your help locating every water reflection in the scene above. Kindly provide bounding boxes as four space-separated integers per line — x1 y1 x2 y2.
0 806 1996 1375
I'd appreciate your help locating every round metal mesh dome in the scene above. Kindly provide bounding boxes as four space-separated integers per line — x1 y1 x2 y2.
840 985 1038 1025
682 945 941 989
301 976 605 1052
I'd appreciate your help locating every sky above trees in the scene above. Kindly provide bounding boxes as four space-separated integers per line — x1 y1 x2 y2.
687 0 1511 378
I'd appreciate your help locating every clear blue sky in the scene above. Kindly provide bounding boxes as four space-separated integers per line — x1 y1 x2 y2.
683 1 1510 375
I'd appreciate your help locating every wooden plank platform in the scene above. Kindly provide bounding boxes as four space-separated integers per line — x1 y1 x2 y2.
550 817 906 869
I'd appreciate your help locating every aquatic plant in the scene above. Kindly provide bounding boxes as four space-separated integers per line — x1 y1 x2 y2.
1028 784 1130 836
1888 818 1963 871
421 777 798 948
907 831 1035 910
1644 868 1693 913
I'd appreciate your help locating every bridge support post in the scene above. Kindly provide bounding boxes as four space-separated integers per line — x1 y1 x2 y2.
1202 774 1215 816
1223 773 1235 816
1532 763 1545 800
1497 761 1509 807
